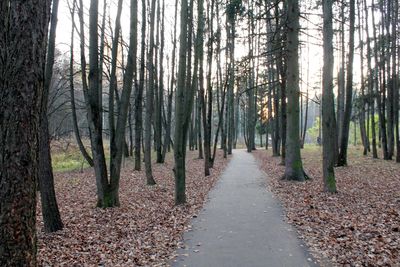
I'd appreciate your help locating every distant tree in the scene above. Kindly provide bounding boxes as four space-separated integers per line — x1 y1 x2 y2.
0 0 52 264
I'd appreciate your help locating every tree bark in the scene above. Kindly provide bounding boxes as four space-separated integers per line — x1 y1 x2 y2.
283 0 306 181
174 0 190 204
39 0 63 232
357 0 369 156
0 0 51 264
363 0 378 158
161 0 178 162
337 0 355 166
134 0 147 171
108 0 138 207
69 0 94 167
144 0 157 185
86 0 111 207
322 0 337 192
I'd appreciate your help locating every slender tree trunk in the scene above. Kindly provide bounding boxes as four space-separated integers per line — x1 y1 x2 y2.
108 0 124 165
357 0 369 155
158 0 165 161
134 0 147 171
322 0 337 192
196 94 204 158
0 0 51 264
363 0 378 158
144 0 157 185
98 0 106 131
161 0 178 162
202 0 214 173
371 0 388 160
77 0 111 207
392 1 399 162
39 0 63 232
227 0 237 155
69 0 94 167
337 0 355 166
108 0 138 207
337 2 345 147
383 0 394 159
154 0 164 163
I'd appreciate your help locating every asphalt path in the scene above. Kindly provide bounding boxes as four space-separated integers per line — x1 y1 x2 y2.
172 149 318 267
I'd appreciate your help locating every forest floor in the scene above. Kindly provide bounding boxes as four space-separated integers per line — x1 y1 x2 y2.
36 145 229 266
254 146 400 267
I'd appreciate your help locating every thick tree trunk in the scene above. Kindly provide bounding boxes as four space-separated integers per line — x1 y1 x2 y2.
0 0 51 264
174 0 189 204
283 0 306 181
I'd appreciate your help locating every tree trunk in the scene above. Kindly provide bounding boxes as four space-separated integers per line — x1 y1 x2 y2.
156 0 165 163
0 0 51 264
161 0 178 162
227 0 237 155
174 0 189 204
337 0 355 166
68 0 94 167
283 0 306 181
86 0 112 207
357 0 369 156
371 0 388 160
108 0 124 165
337 3 345 147
144 0 157 185
108 0 138 207
39 0 63 232
134 0 147 171
363 0 378 158
392 1 399 162
322 0 337 192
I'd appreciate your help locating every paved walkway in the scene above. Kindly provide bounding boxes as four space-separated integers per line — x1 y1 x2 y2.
172 150 318 267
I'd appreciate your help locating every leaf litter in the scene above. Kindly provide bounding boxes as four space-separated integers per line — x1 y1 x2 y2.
37 151 228 266
254 147 400 267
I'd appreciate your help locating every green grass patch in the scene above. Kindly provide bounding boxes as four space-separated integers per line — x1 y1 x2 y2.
52 151 90 172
